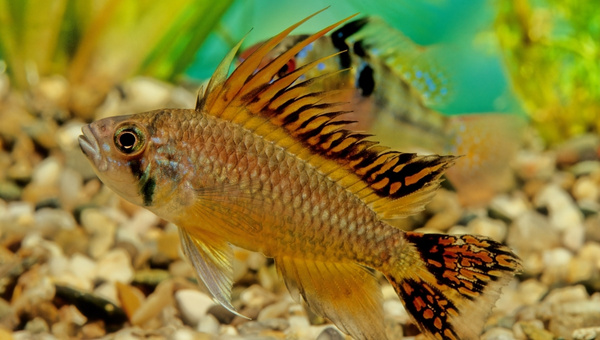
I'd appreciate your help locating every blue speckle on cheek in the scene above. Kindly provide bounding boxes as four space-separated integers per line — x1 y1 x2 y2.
317 62 326 71
102 143 110 152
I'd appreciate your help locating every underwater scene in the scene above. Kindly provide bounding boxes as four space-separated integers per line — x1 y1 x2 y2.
0 0 599 339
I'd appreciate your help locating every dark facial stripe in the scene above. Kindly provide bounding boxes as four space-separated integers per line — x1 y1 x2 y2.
129 159 144 179
141 177 156 206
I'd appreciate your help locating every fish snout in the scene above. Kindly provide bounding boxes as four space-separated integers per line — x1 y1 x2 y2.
79 124 107 171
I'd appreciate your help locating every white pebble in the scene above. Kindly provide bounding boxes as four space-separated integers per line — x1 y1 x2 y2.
175 289 215 327
196 314 220 334
95 249 134 283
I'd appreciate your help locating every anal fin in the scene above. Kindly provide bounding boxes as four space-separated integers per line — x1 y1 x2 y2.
178 227 248 319
277 257 388 340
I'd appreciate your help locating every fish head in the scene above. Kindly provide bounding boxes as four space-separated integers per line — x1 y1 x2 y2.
79 114 152 206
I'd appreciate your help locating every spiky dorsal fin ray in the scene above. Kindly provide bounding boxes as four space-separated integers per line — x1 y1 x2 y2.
197 11 457 219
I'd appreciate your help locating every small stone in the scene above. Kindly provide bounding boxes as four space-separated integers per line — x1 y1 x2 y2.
33 208 76 237
543 285 589 306
24 317 49 334
130 279 175 326
507 211 560 255
383 299 410 324
563 222 585 251
95 249 134 283
514 150 556 181
116 282 145 321
0 297 18 330
239 284 277 310
0 328 13 340
316 327 345 340
123 77 172 112
488 193 530 222
556 134 600 166
257 264 279 292
517 279 548 306
58 167 84 211
572 176 599 202
257 299 293 321
54 284 126 325
423 190 462 232
573 327 600 340
467 217 507 241
569 160 600 177
208 304 236 325
172 327 209 340
0 181 22 201
247 252 268 271
81 208 117 259
585 215 600 242
80 320 106 339
535 184 584 232
480 327 516 340
541 248 573 285
515 320 554 340
197 314 220 335
175 289 215 327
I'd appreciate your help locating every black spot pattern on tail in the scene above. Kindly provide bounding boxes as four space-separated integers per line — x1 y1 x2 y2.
391 276 460 340
405 233 522 300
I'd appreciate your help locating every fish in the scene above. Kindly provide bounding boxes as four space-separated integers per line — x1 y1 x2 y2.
239 16 526 206
79 10 522 340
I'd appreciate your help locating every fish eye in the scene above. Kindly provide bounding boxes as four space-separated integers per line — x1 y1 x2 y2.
114 126 145 155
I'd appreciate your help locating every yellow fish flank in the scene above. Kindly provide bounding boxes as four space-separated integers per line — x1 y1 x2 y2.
79 11 521 340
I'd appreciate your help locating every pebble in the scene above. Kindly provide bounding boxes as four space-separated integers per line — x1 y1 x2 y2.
81 208 118 259
480 327 516 340
33 208 77 237
507 211 560 255
239 285 277 310
488 193 530 222
257 299 293 321
467 216 507 241
130 279 175 326
122 77 173 113
175 289 215 327
197 314 220 334
423 190 462 231
514 320 554 340
535 184 584 232
572 176 599 202
316 327 345 340
514 150 556 181
541 248 573 285
95 249 134 283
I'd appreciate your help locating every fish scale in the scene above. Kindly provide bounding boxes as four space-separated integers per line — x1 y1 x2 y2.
79 10 522 340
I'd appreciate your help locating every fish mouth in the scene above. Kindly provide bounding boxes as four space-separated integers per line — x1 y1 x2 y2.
79 125 106 171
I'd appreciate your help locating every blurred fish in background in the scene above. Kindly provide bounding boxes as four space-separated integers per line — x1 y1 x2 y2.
189 0 527 206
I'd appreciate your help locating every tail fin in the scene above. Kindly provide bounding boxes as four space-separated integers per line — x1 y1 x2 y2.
385 232 521 340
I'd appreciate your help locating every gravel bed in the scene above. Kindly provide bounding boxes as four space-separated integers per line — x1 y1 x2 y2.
1 75 599 339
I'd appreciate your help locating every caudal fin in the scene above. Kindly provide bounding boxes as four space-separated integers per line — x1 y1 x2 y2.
385 232 521 340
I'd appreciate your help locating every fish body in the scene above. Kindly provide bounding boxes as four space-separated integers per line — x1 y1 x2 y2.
241 17 525 206
80 11 521 340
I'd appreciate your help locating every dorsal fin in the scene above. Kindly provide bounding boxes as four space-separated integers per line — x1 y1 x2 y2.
197 10 457 219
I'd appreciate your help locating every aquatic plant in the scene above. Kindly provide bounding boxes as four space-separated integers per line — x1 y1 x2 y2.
496 0 600 145
0 0 232 118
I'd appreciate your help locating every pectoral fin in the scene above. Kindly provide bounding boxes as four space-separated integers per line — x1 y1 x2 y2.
277 256 388 340
178 227 248 319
